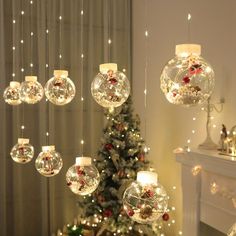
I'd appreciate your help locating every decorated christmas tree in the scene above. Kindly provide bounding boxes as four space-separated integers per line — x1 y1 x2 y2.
74 97 166 236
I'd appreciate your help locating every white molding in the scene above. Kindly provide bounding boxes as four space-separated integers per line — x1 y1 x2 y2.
175 149 236 235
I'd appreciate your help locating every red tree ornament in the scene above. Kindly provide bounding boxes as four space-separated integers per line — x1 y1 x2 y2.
103 209 113 217
162 212 169 221
105 143 113 151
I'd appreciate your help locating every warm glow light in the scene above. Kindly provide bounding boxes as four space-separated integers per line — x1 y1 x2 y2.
191 165 202 176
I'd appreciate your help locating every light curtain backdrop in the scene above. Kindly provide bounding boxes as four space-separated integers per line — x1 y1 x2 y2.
0 0 131 235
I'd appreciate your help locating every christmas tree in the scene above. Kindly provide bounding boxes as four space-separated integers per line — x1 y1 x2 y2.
76 97 165 236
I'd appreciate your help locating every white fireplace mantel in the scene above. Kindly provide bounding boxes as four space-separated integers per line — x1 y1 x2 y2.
175 148 236 236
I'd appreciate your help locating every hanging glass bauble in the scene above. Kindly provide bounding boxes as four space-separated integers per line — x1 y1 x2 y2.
44 70 76 105
123 171 168 224
10 138 34 164
3 81 22 105
160 44 215 106
91 63 130 108
66 157 100 195
228 223 236 236
35 146 63 177
20 76 44 104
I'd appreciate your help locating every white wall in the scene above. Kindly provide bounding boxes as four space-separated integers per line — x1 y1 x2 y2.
132 0 236 235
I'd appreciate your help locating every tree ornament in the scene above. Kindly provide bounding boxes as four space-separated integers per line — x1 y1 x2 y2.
45 70 76 105
20 76 44 104
3 81 22 105
162 212 170 221
91 63 130 109
105 143 113 151
103 209 113 217
35 146 63 177
66 157 100 195
123 171 168 224
160 44 215 106
10 138 34 164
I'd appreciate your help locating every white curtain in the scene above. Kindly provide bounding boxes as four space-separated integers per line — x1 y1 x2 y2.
0 0 131 235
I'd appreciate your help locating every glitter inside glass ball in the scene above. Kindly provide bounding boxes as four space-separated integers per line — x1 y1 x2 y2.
160 44 215 106
35 146 63 177
10 138 34 164
91 63 130 108
66 157 100 195
3 81 22 105
45 70 76 105
123 171 168 224
20 76 44 104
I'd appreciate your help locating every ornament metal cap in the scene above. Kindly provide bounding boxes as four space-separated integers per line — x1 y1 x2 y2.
99 63 118 74
42 145 55 152
18 138 29 144
10 81 21 88
25 76 37 82
137 171 158 185
53 70 68 78
75 157 92 166
175 44 201 57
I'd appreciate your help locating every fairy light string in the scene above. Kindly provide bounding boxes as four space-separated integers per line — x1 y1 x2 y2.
20 0 25 138
144 0 148 151
59 0 63 68
45 0 50 146
107 0 112 62
12 0 16 81
80 0 84 156
187 13 191 43
29 0 33 74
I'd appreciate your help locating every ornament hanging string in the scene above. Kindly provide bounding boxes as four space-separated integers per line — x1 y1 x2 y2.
187 13 191 43
45 1 51 235
29 0 33 75
45 0 50 146
59 0 63 69
20 0 25 138
80 0 84 156
12 0 16 82
107 0 111 62
144 0 149 152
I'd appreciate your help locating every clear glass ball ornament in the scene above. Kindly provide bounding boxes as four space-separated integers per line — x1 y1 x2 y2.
123 171 168 224
3 81 22 105
91 63 130 108
20 76 44 104
35 146 63 177
66 157 100 195
45 70 76 105
10 138 34 164
160 44 215 106
228 223 236 236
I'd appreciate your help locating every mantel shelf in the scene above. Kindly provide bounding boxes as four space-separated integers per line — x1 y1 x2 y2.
175 148 236 178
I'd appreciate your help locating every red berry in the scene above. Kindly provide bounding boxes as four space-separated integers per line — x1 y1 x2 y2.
183 76 190 84
109 78 118 85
